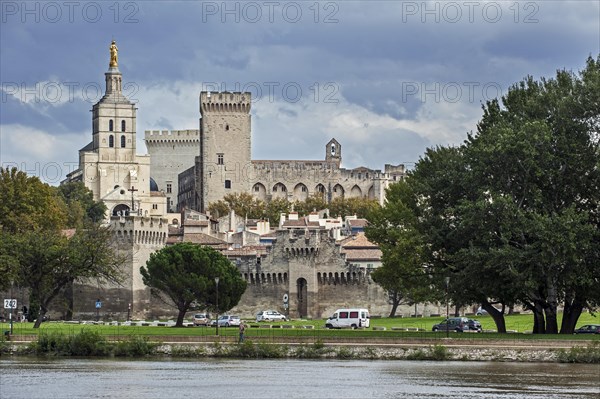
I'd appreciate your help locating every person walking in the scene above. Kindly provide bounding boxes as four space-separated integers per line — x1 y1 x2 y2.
238 321 246 343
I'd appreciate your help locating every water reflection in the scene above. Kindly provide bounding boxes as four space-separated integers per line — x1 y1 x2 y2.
0 358 598 399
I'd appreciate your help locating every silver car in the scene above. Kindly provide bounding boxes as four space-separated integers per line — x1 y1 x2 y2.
211 315 241 327
256 310 287 322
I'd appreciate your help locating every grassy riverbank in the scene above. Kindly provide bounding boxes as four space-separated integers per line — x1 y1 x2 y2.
2 312 598 339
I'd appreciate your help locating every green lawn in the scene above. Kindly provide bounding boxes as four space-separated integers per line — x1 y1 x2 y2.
2 311 598 340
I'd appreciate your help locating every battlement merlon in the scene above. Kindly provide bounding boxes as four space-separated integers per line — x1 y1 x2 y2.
384 164 405 174
144 129 200 142
200 91 252 115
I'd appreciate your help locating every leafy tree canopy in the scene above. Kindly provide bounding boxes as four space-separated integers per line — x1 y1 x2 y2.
140 243 247 327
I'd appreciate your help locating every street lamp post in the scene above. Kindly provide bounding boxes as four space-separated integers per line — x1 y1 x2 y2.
445 277 450 338
215 277 220 336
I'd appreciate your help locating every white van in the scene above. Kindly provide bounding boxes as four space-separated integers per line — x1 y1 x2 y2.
325 308 370 329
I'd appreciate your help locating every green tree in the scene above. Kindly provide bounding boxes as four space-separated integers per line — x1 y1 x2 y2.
208 192 266 219
0 167 68 233
330 197 380 218
293 193 328 216
140 243 247 327
461 57 600 333
409 56 600 334
365 182 433 317
15 224 125 328
56 182 106 226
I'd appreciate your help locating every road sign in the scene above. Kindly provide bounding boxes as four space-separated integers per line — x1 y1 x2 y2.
95 300 102 309
4 299 17 309
283 294 289 303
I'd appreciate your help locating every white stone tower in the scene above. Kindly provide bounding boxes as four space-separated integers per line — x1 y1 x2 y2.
197 91 252 212
65 40 166 219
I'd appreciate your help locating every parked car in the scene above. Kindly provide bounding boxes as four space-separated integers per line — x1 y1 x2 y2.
574 324 600 334
192 313 210 326
467 319 482 332
210 315 241 327
432 317 471 332
256 310 287 322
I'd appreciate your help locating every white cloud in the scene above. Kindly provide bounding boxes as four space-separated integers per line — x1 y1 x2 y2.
0 124 83 184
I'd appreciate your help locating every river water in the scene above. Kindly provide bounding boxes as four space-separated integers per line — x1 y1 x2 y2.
0 358 598 399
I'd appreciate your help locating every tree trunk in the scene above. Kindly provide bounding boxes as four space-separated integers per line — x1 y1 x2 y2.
482 302 506 333
544 278 559 334
544 306 559 334
532 302 545 334
560 298 584 334
33 305 48 329
176 308 186 327
388 291 400 317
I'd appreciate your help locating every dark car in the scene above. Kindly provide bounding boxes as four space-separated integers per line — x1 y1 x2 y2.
432 317 471 332
467 319 482 332
574 324 600 334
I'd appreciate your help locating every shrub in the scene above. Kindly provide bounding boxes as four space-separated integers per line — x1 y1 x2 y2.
430 344 450 360
557 342 600 364
114 336 158 357
31 332 70 355
68 329 110 356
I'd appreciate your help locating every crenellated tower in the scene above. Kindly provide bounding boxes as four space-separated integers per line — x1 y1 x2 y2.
197 91 252 212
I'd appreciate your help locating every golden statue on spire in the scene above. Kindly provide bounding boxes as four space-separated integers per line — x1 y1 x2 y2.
109 40 118 68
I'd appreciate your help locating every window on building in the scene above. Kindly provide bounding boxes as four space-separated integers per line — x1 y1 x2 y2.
109 135 114 148
152 204 158 210
121 135 126 148
166 183 172 194
109 120 114 131
302 185 307 192
167 197 171 209
217 153 224 165
225 124 229 131
254 185 260 192
121 120 126 132
225 180 231 189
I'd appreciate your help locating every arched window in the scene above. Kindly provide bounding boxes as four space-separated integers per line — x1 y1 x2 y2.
109 120 114 131
121 135 126 148
121 120 126 132
109 135 114 148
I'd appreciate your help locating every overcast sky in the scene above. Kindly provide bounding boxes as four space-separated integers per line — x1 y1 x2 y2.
1 1 598 183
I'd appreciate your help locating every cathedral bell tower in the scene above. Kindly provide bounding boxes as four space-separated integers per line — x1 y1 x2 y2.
76 40 148 215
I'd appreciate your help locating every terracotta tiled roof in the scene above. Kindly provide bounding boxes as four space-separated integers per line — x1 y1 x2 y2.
341 248 382 261
339 232 377 248
166 235 182 244
184 220 209 227
182 233 227 246
347 218 368 228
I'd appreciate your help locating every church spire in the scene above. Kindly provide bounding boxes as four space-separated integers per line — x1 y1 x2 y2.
103 39 125 99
